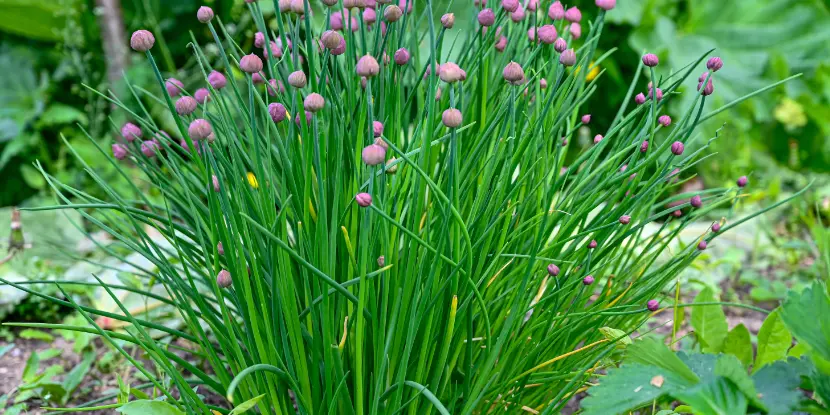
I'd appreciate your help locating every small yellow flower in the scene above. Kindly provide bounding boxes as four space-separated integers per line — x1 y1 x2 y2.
585 64 600 82
247 172 259 189
774 98 807 130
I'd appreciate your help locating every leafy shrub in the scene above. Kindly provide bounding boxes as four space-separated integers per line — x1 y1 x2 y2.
1 1 805 413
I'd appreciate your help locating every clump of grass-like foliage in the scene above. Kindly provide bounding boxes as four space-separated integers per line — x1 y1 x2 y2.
1 0 804 413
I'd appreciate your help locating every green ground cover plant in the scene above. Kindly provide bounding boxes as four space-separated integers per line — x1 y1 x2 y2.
0 0 809 413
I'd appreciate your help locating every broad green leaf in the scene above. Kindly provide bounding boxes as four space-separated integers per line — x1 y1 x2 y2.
37 348 61 360
0 46 45 143
752 360 803 415
18 329 53 342
787 342 809 358
690 287 728 353
0 0 73 41
3 403 27 415
19 164 46 189
674 377 748 415
722 324 753 368
714 354 763 409
754 309 792 373
36 103 88 127
678 353 717 384
780 281 830 362
599 327 631 348
628 338 700 384
130 388 150 400
22 350 39 382
580 363 695 415
116 400 185 415
229 394 266 415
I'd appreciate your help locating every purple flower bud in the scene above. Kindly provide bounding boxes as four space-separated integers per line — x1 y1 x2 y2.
189 119 213 140
547 263 560 276
581 114 591 124
557 49 576 68
649 87 663 101
212 175 220 192
165 78 184 97
331 38 347 55
288 71 308 88
658 115 671 127
208 71 227 89
583 275 594 285
194 88 210 104
362 144 387 165
554 37 567 53
569 23 581 39
502 0 519 12
239 54 263 73
384 5 403 22
267 79 284 96
356 55 380 78
527 0 538 11
294 110 312 126
197 6 215 23
698 77 715 96
619 215 631 225
441 13 455 29
440 62 466 83
564 6 581 22
538 25 557 44
217 241 224 255
356 192 373 207
322 30 344 50
394 48 411 65
672 210 682 218
363 7 377 23
268 103 287 123
478 8 495 26
304 93 325 112
697 240 708 250
130 30 155 52
217 269 232 288
690 195 702 208
398 0 412 13
140 140 159 157
737 176 748 188
640 140 649 153
254 32 266 48
373 121 384 137
670 141 684 156
175 96 198 115
252 73 266 85
647 299 659 311
503 61 525 84
642 53 659 67
495 36 508 52
121 122 142 142
540 78 548 89
264 41 283 59
510 6 525 22
712 222 721 233
595 0 616 10
289 0 307 14
706 57 723 72
593 134 603 144
588 240 597 249
442 108 463 128
635 93 646 104
548 1 565 19
278 0 291 12
112 143 128 160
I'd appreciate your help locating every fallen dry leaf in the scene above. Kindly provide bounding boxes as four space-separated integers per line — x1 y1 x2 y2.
650 375 665 388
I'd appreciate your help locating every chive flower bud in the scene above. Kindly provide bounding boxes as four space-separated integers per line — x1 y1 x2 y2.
649 87 663 101
112 144 128 160
569 23 582 39
165 78 184 97
175 96 197 115
332 38 346 55
658 115 671 127
441 13 455 28
503 62 525 84
554 37 567 53
197 6 214 23
208 71 227 89
583 275 594 285
295 111 312 126
140 141 159 157
593 134 603 144
268 79 284 96
698 77 714 96
290 0 306 14
121 122 142 142
670 141 684 155
217 241 224 255
304 93 325 112
548 1 565 19
588 240 597 249
356 55 380 78
384 5 403 22
635 93 646 104
642 53 659 67
646 300 659 311
373 121 384 137
217 269 232 288
362 144 387 165
595 0 616 10
690 195 703 208
442 108 463 128
697 240 708 250
394 48 411 65
194 88 210 104
252 73 266 85
212 175 220 192
356 192 373 207
640 140 649 153
737 176 748 188
478 8 495 26
527 0 538 11
547 263 560 276
254 32 265 48
264 41 283 59
619 215 631 225
581 114 591 124
189 119 213 140
239 54 263 73
540 78 548 89
564 6 581 22
321 30 344 50
706 57 723 72
538 25 557 44
268 103 287 123
502 0 519 13
559 49 576 66
495 36 507 52
439 62 466 83
712 222 721 232
130 30 155 51
288 71 308 88
510 6 525 22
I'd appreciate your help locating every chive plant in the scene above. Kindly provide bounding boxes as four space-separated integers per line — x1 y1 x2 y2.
2 0 804 414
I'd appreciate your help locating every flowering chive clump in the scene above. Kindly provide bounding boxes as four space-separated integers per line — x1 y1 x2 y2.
3 3 804 415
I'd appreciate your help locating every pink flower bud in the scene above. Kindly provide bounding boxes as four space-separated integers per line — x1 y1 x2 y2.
362 144 387 165
697 240 708 250
176 96 198 115
208 71 227 89
527 0 538 11
690 195 702 208
593 134 603 144
554 37 567 53
188 119 213 140
642 53 659 67
267 79 284 96
331 38 346 55
130 30 155 51
322 30 344 50
373 121 384 137
478 8 495 26
289 0 306 14
581 114 591 124
217 269 232 288
121 122 142 142
619 215 631 225
569 23 581 39
648 87 663 101
384 5 403 22
588 240 597 249
254 32 266 48
595 0 615 10
706 57 723 72
363 7 377 23
439 62 466 83
212 175 220 192
294 110 312 126
356 55 380 78
356 192 373 207
264 41 283 59
502 0 519 12
635 93 646 104
547 263 560 276
398 0 412 13
304 93 325 112
658 115 671 127
583 275 594 285
197 6 215 23
670 141 684 156
510 6 525 22
112 143 128 160
217 241 224 255
288 71 308 88
441 13 455 28
698 77 714 96
737 176 748 188
194 88 210 104
712 222 721 233
165 78 184 97
559 49 576 66
538 25 557 44
394 48 411 65
640 140 649 153
647 299 659 311
269 103 287 123
442 108 463 128
252 73 266 85
548 1 565 19
240 54 263 73
564 6 581 22
140 140 159 157
495 36 507 52
503 61 525 84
